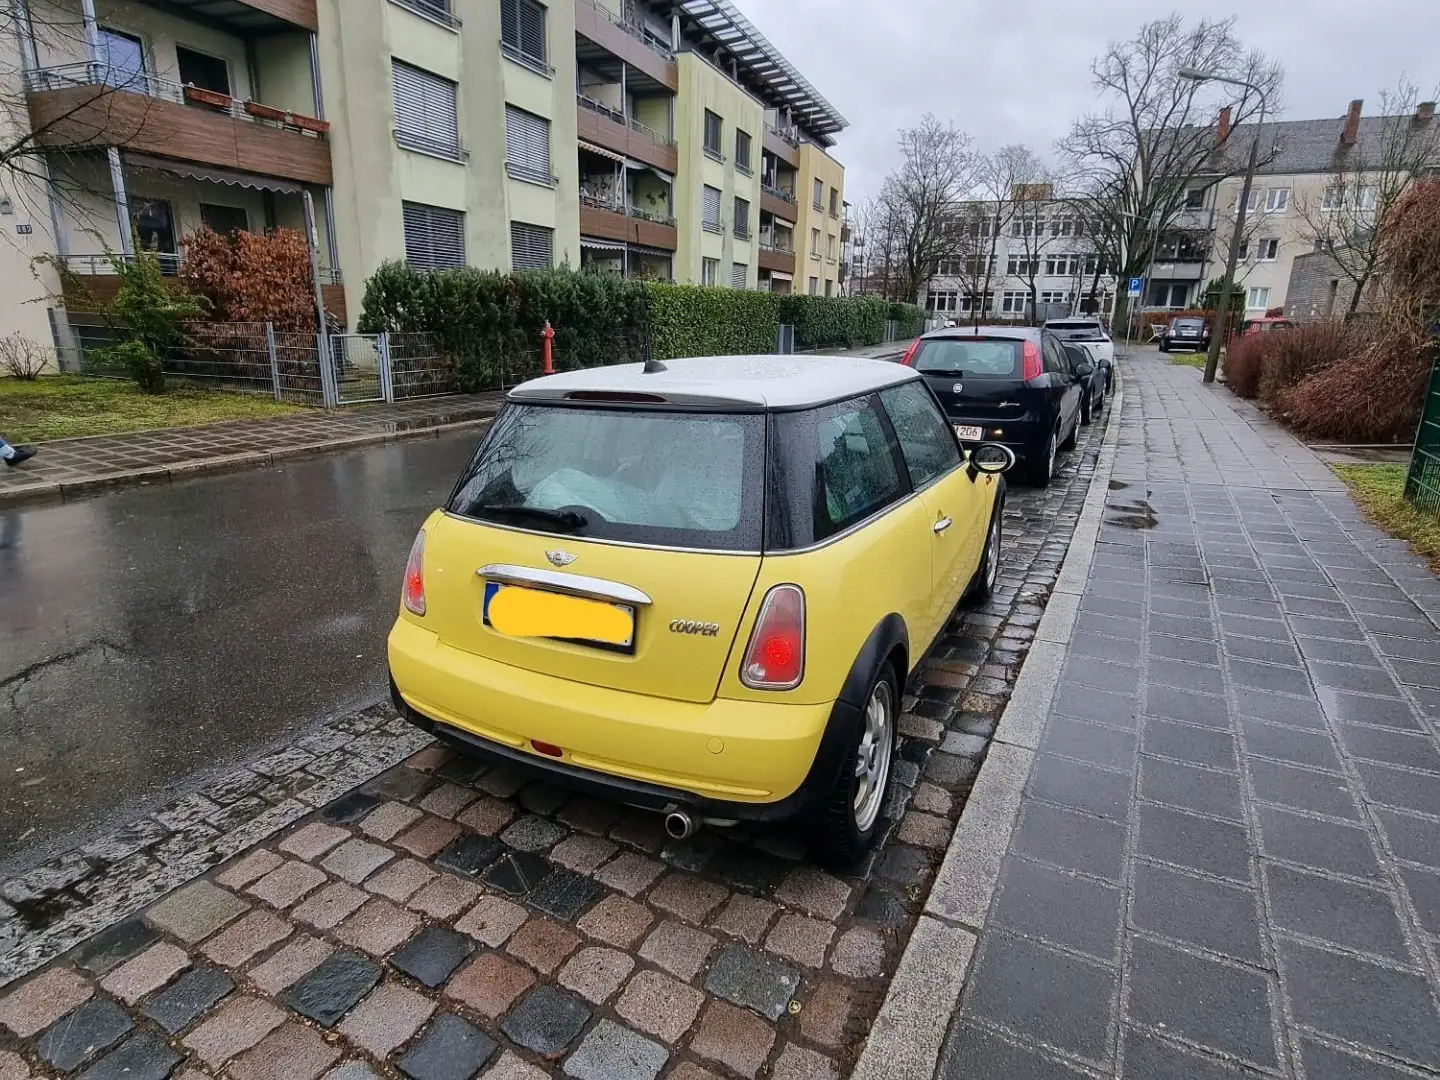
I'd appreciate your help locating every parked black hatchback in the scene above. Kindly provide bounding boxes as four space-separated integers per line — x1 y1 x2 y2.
1159 317 1210 352
901 326 1088 486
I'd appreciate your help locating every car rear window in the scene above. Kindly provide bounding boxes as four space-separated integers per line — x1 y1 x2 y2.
1047 321 1108 341
448 404 765 551
911 338 1020 378
1174 319 1204 329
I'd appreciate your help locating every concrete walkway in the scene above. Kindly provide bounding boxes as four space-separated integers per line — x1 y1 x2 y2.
932 349 1440 1078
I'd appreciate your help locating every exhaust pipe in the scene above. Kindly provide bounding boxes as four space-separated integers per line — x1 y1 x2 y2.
664 809 697 840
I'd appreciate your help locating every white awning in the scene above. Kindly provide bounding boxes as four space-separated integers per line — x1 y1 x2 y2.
579 140 625 164
766 270 793 281
122 153 304 194
628 244 674 259
626 159 674 184
581 237 627 253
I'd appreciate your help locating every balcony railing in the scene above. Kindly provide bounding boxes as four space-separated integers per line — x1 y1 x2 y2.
766 122 800 149
580 192 675 227
59 251 343 284
578 0 674 60
759 238 794 254
24 63 329 137
577 94 675 148
762 183 796 205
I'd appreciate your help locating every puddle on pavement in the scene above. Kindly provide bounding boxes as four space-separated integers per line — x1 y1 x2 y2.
1108 480 1130 490
1106 498 1160 530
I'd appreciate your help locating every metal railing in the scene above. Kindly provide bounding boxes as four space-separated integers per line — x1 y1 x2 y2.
24 63 328 136
766 122 800 149
579 0 675 59
576 94 676 148
759 238 794 254
395 128 469 162
389 0 461 29
59 251 342 285
579 192 675 227
762 183 796 205
1405 342 1440 516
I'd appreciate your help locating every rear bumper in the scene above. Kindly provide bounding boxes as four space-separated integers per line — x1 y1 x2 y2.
387 618 845 821
949 415 1049 461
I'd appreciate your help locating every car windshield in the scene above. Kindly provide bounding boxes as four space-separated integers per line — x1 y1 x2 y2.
449 404 766 551
912 338 1020 378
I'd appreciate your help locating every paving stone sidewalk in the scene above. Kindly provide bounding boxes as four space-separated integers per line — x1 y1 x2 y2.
0 395 503 508
0 383 1103 1079
939 349 1440 1079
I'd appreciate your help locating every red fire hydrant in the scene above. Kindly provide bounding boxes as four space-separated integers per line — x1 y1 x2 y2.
541 320 555 376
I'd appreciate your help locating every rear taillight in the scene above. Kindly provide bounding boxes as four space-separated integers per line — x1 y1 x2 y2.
741 584 805 690
899 339 920 367
402 530 426 616
1022 341 1042 381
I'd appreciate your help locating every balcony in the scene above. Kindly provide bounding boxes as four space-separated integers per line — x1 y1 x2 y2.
573 0 678 92
26 64 331 186
576 95 677 174
758 242 795 275
237 0 318 30
579 194 677 250
761 183 796 222
1149 261 1207 282
763 124 800 167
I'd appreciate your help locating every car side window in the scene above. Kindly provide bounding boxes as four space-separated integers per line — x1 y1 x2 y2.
1042 337 1068 375
879 381 962 490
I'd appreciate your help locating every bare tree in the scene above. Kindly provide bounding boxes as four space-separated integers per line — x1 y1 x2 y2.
1060 15 1283 334
1294 79 1440 316
874 114 979 304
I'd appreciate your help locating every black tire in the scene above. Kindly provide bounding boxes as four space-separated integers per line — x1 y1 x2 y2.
964 500 1004 605
1060 413 1079 451
1025 427 1057 487
1080 385 1094 426
1092 381 1106 418
815 663 899 866
1159 342 1170 353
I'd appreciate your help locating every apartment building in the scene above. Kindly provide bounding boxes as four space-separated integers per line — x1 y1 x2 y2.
921 193 1117 321
0 0 847 347
1147 98 1438 316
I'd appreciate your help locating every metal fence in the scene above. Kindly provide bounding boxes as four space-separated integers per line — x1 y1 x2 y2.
52 315 453 408
1404 342 1440 516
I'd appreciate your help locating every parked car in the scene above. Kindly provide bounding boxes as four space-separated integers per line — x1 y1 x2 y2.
1043 317 1116 367
1158 316 1210 352
901 325 1088 487
1063 342 1108 425
1239 316 1295 336
389 356 1012 862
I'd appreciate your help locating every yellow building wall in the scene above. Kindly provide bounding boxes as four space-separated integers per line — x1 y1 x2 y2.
253 33 318 115
797 142 845 295
674 53 763 287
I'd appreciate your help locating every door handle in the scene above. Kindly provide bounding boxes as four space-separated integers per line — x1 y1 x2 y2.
933 517 953 534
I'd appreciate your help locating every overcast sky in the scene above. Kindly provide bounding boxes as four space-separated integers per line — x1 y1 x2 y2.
740 0 1437 202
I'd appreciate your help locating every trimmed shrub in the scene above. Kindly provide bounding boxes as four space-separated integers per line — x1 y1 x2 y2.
180 227 317 331
648 284 777 359
777 295 888 350
1256 320 1367 402
890 302 925 338
1276 327 1430 443
1223 333 1264 399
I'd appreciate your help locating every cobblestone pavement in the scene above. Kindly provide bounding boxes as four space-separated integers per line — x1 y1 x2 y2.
0 398 1108 1077
0 395 502 508
939 350 1440 1079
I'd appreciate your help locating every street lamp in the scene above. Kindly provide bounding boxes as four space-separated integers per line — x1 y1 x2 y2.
1179 67 1270 383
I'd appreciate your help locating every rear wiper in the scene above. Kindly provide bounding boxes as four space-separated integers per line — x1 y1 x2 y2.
473 505 588 531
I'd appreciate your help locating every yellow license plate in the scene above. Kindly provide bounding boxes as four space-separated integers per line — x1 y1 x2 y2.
484 582 635 650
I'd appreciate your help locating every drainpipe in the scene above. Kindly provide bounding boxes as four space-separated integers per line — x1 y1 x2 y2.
308 33 325 118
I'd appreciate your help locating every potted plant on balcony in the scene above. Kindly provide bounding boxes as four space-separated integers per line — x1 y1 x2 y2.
183 84 232 110
288 113 330 135
243 100 287 123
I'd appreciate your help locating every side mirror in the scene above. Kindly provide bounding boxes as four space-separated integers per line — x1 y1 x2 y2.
1074 361 1096 378
970 442 1015 476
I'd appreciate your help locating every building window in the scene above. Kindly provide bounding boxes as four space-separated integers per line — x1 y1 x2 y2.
733 197 750 239
826 233 836 260
176 46 229 95
702 185 722 233
928 290 958 313
812 178 823 209
1322 185 1344 211
731 262 747 288
1257 238 1279 261
703 110 722 158
1049 215 1077 237
403 201 465 271
702 257 719 286
810 228 821 259
808 276 819 295
1237 188 1260 213
505 105 552 184
1264 187 1289 213
1184 187 1206 209
1237 239 1249 260
829 188 839 217
959 292 992 313
1006 255 1037 277
1246 285 1271 310
392 61 462 160
132 198 176 254
200 203 248 235
500 0 546 69
1040 290 1069 307
97 28 145 89
510 221 553 270
735 129 752 173
393 0 457 27
1044 254 1083 276
824 279 833 296
1357 185 1378 212
1000 290 1030 314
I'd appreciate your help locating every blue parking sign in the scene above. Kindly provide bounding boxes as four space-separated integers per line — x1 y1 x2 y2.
1127 277 1144 297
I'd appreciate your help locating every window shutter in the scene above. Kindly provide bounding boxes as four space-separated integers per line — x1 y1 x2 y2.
392 61 460 156
502 0 546 62
511 222 554 271
703 186 721 227
733 197 749 235
403 202 465 271
506 106 551 182
731 262 747 288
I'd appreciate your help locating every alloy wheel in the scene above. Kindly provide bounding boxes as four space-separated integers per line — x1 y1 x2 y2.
853 678 894 833
984 515 1001 591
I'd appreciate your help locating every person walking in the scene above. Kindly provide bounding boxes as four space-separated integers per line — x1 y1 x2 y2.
0 434 35 467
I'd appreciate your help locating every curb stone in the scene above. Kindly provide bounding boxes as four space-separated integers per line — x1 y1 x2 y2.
850 378 1126 1080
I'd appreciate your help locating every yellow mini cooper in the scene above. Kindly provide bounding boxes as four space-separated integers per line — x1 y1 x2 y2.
388 355 1011 860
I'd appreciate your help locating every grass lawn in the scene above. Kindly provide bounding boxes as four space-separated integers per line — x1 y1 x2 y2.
1167 351 1208 369
1333 463 1440 572
0 375 301 443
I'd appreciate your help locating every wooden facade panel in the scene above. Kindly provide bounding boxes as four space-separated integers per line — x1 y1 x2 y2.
573 0 678 91
29 87 332 186
576 107 678 174
758 248 795 274
761 189 798 223
580 206 677 251
243 0 318 31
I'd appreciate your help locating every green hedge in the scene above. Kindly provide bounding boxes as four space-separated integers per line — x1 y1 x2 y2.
890 302 926 338
359 262 898 390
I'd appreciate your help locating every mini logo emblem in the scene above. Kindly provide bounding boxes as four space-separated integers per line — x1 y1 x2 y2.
670 620 721 637
546 549 578 568
952 382 964 394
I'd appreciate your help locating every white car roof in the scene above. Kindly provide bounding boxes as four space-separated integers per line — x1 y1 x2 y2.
508 354 919 409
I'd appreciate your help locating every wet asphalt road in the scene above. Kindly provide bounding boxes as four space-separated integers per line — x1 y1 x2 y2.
0 431 483 874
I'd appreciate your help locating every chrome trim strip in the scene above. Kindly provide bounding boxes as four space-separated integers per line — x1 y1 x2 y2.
477 564 654 606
